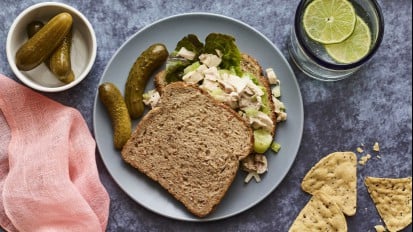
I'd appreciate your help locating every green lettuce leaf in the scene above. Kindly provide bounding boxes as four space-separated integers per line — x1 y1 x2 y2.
165 34 204 83
165 57 191 83
165 33 243 83
203 33 242 75
175 34 204 58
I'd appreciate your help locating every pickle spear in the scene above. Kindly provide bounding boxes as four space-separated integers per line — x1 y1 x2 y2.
49 29 74 84
99 82 132 150
26 19 74 83
124 43 168 119
16 12 73 71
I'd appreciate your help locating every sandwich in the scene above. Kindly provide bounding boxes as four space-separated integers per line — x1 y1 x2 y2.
150 33 286 179
121 82 254 217
122 33 286 217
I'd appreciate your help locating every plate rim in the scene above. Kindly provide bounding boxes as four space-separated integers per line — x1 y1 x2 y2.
93 12 304 222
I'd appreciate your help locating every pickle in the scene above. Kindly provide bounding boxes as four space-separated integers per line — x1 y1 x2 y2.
61 70 75 83
99 82 132 150
25 19 74 83
16 12 73 71
49 29 74 83
27 21 44 37
124 43 168 119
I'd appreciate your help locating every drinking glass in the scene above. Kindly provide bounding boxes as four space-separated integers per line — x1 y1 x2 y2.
288 0 384 81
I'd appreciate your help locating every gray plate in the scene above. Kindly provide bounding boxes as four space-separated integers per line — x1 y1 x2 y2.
93 12 304 221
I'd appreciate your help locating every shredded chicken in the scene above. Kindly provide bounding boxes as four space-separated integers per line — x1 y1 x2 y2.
182 52 276 132
142 89 160 108
249 111 273 132
265 68 279 85
199 53 222 67
241 154 268 174
177 47 196 60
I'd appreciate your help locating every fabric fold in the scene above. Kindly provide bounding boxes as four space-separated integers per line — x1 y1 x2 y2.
0 75 109 232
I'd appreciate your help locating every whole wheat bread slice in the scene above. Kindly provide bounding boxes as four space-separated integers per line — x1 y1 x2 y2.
121 82 254 217
155 52 277 137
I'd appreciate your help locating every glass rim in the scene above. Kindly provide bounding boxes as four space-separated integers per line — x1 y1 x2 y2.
294 0 385 70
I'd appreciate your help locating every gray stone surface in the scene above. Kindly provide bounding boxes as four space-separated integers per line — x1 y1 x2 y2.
0 0 411 231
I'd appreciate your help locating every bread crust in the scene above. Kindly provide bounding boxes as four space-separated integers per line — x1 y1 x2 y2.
154 70 167 94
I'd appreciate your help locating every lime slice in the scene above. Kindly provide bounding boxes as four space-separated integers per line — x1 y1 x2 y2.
303 0 357 44
325 16 372 63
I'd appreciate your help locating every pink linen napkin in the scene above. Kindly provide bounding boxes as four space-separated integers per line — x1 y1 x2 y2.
0 75 110 232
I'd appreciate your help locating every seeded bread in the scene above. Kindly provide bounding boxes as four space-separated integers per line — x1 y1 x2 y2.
121 82 254 217
155 52 277 136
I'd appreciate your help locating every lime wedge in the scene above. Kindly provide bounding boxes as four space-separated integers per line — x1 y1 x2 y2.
303 0 357 44
325 16 372 63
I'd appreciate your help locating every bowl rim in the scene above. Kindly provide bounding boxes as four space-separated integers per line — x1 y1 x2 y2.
6 1 97 92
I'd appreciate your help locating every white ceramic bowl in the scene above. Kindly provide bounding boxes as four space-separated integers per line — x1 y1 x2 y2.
6 2 96 92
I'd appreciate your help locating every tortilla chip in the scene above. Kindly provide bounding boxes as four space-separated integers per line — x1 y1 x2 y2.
289 192 347 232
301 151 357 216
365 177 412 232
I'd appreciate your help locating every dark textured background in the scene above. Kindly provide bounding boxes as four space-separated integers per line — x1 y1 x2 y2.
0 0 411 231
